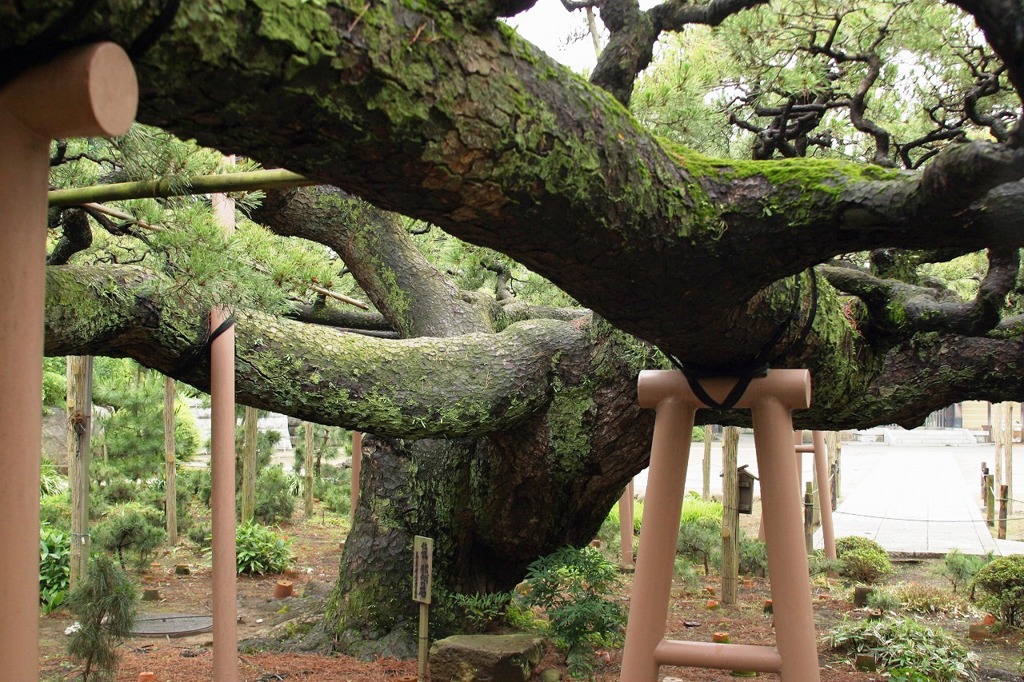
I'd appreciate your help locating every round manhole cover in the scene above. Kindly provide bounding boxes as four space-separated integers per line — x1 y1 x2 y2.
130 614 213 637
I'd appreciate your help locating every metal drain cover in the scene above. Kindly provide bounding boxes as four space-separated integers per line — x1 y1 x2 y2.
130 614 213 637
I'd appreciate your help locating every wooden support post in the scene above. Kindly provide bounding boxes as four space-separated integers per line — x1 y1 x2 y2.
164 376 177 545
1003 403 1014 516
702 430 713 501
986 474 995 527
210 189 239 682
995 406 1005 505
825 431 842 503
999 485 1008 540
68 355 93 589
304 422 314 517
350 431 363 528
804 482 814 554
981 462 988 500
0 42 136 682
721 427 740 605
240 406 258 524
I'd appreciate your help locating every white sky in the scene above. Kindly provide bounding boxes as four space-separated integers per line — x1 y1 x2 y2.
504 0 601 73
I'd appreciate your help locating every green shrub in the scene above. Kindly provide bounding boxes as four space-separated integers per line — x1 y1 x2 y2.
836 535 886 557
450 592 512 634
42 368 66 407
808 551 842 577
66 554 138 681
40 523 71 613
838 547 894 584
826 616 976 680
673 556 702 592
973 554 1024 626
188 520 212 549
520 546 626 677
890 582 967 615
680 490 722 524
942 549 991 597
865 587 901 612
691 426 705 442
94 502 166 570
739 536 768 578
40 460 66 497
677 516 720 575
40 490 72 530
249 465 296 525
235 521 293 575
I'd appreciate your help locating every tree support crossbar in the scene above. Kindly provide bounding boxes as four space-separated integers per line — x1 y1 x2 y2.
619 369 821 682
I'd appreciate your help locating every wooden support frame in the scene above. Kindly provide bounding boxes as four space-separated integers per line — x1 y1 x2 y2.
619 369 821 682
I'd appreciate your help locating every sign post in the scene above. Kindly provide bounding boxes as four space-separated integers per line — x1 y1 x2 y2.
413 536 433 682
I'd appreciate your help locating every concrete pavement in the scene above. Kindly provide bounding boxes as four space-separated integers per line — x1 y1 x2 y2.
632 434 1024 556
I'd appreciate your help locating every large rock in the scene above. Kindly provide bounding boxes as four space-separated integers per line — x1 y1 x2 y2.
429 634 546 682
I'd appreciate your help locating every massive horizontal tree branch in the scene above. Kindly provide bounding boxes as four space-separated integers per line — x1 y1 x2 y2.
45 264 581 437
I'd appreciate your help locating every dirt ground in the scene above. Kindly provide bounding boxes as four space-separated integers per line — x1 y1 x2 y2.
38 502 1024 681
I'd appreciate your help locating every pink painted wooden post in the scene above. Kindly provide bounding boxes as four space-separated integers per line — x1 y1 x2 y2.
619 369 820 682
210 192 239 680
0 43 136 680
350 431 363 528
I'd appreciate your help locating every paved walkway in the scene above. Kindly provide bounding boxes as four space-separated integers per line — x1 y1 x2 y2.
819 441 1024 556
633 435 1024 556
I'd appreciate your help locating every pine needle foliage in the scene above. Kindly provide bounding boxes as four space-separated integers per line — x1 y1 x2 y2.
66 554 138 681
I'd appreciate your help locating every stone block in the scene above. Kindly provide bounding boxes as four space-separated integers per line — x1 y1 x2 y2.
429 634 546 682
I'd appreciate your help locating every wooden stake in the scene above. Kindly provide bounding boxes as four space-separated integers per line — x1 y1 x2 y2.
164 376 177 544
804 482 814 554
304 422 314 517
702 429 713 501
67 355 93 589
240 406 258 524
986 474 995 527
720 426 740 605
999 484 1008 540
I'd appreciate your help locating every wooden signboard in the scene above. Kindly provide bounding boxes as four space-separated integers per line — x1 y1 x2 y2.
413 536 433 604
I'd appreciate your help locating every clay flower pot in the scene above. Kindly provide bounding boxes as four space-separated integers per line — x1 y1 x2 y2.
706 599 719 609
712 632 731 643
274 580 294 599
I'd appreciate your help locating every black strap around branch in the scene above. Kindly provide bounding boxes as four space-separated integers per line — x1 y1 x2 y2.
170 313 236 378
666 268 818 410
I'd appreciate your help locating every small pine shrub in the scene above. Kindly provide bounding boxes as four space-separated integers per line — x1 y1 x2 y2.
94 502 166 570
235 522 293 575
973 554 1024 626
677 516 720 575
250 465 296 525
188 521 212 549
673 556 702 592
520 546 626 677
66 554 138 681
39 523 71 613
838 547 894 584
865 587 901 612
808 551 842 577
826 616 976 680
739 536 768 578
942 549 991 597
